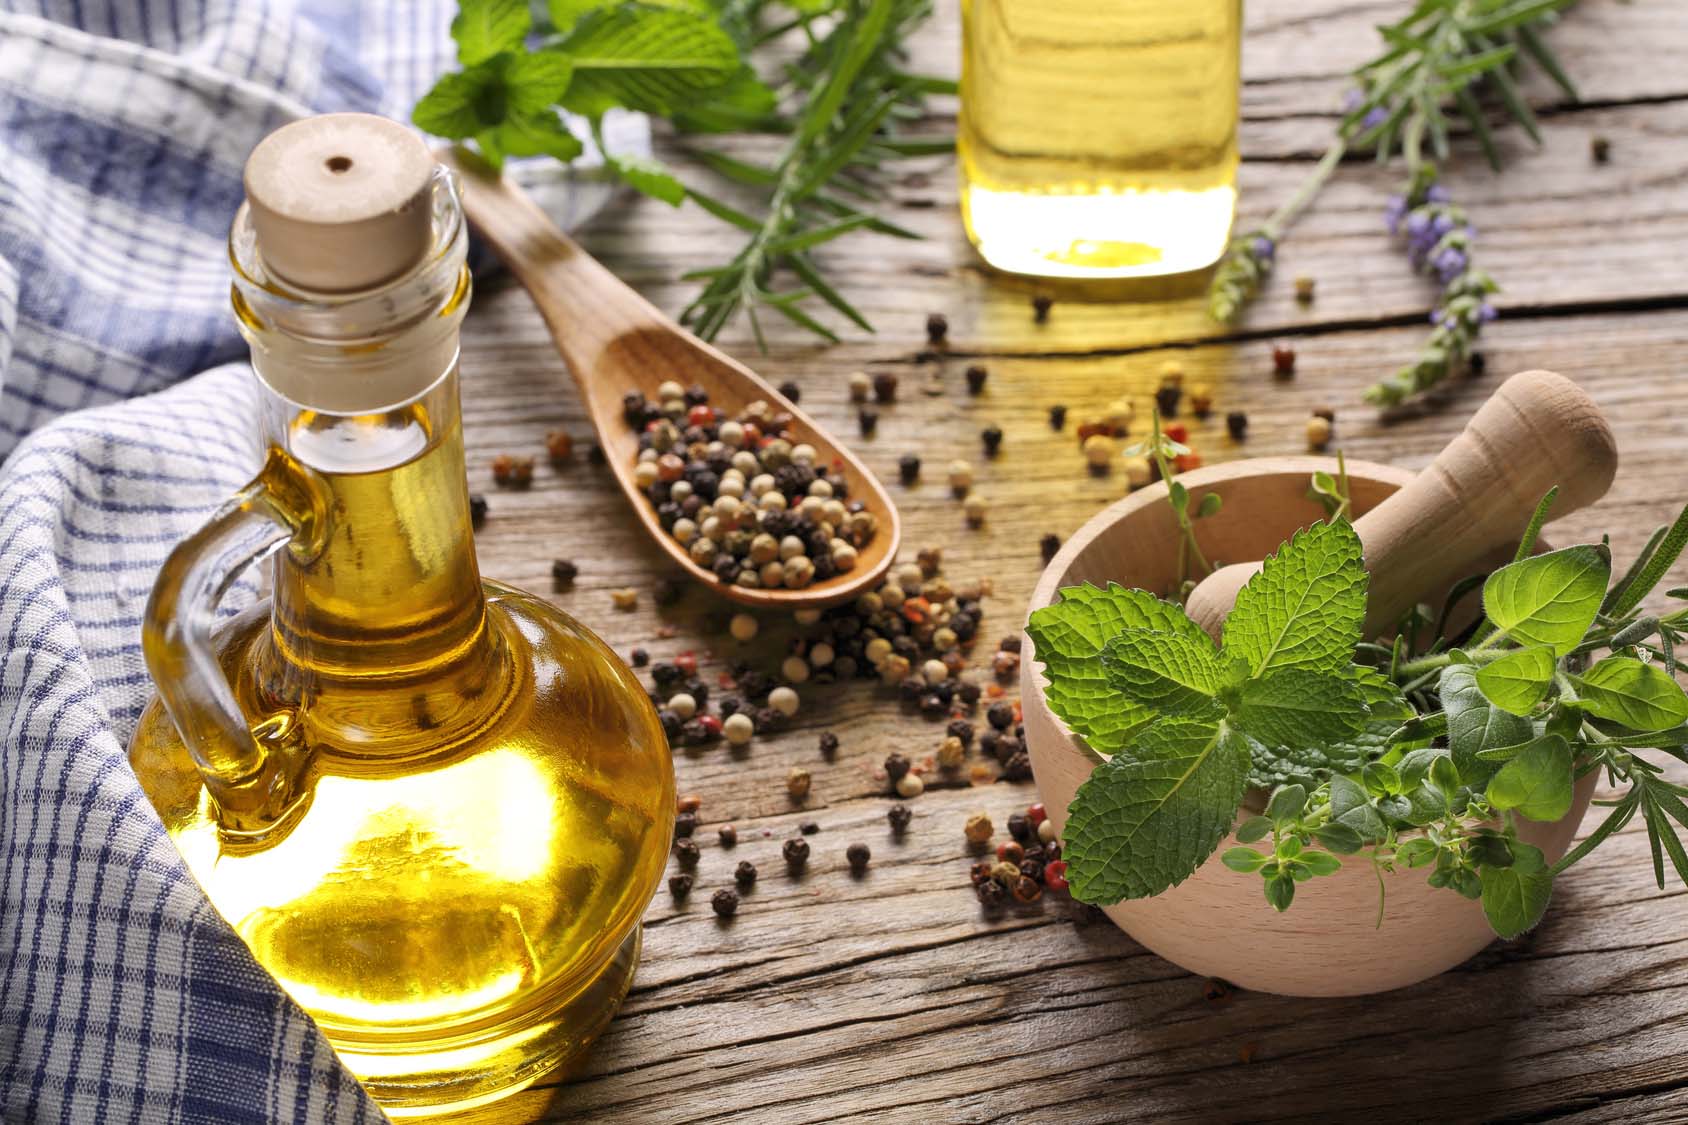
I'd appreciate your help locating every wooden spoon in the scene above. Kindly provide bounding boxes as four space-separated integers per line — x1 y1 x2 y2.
438 149 901 610
1185 369 1618 641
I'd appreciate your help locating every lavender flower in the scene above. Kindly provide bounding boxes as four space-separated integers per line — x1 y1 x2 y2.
1208 228 1277 323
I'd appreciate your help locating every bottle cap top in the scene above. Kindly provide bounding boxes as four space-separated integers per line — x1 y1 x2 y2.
243 113 434 292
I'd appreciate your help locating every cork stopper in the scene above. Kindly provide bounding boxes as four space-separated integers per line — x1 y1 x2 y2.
244 113 434 292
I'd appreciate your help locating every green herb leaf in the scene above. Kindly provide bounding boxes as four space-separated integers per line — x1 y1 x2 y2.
1265 784 1307 823
1224 520 1368 677
453 0 531 66
1300 850 1343 877
1233 668 1372 749
1474 643 1557 715
1575 656 1688 732
1027 584 1209 757
1485 734 1573 822
1221 847 1269 873
558 7 739 117
1480 841 1554 938
1062 719 1252 902
1313 822 1365 854
413 51 577 142
1441 663 1535 786
1329 774 1389 842
606 150 686 204
489 110 585 162
1264 872 1296 911
1482 544 1611 655
1100 628 1225 717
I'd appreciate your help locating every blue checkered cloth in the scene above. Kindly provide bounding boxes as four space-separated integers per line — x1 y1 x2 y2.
0 4 641 1120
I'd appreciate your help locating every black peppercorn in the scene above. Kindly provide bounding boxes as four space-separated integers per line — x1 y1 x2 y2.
783 837 810 871
965 365 988 395
1154 384 1182 418
778 379 801 404
818 731 840 758
469 493 488 528
657 709 681 740
1469 352 1487 376
887 803 912 833
980 424 1003 457
884 753 911 783
711 888 739 918
1591 134 1611 164
1312 405 1336 423
858 407 879 437
1039 533 1061 564
1032 294 1052 323
1003 751 1033 781
979 729 1001 759
1048 404 1067 431
872 371 898 403
800 820 820 836
994 735 1022 766
946 719 974 747
630 647 649 667
1000 636 1021 654
1007 812 1032 843
958 680 982 705
986 701 1014 730
926 312 948 345
846 842 871 874
551 559 578 586
976 877 1007 907
735 859 757 889
719 824 738 848
897 453 920 485
674 838 700 867
668 872 693 898
675 812 697 838
1225 411 1249 441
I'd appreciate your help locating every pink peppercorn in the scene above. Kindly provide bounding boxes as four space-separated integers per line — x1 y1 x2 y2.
1043 860 1069 891
1027 802 1047 828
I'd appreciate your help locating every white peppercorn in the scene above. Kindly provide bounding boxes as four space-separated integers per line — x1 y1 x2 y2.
896 772 925 798
779 535 806 561
672 518 698 545
922 658 949 684
634 460 659 489
1123 455 1152 489
809 642 835 667
769 685 800 717
831 542 858 571
759 560 785 587
963 493 988 527
849 371 872 402
730 613 759 641
668 692 698 719
724 712 755 746
781 655 811 684
784 556 815 588
947 460 973 493
1083 434 1116 467
865 637 893 666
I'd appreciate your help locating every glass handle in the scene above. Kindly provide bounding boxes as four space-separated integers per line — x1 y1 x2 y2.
142 448 327 834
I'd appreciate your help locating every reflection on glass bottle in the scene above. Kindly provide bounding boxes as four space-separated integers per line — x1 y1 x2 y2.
960 0 1243 279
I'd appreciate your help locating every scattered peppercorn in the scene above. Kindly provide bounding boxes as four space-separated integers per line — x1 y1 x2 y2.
735 859 757 889
673 838 700 868
884 753 911 783
1037 818 1058 843
1469 351 1487 377
491 453 533 488
846 842 871 874
551 559 578 587
719 824 739 848
777 379 801 404
783 836 810 871
1043 859 1069 892
545 429 573 463
1007 812 1031 843
986 701 1014 731
1154 383 1182 418
1082 433 1116 471
800 820 820 835
1048 404 1067 431
887 803 912 834
469 493 488 528
896 771 925 798
1011 875 1043 903
1591 134 1611 164
965 365 988 394
848 371 871 402
1123 456 1151 490
786 766 812 802
1039 533 1061 564
818 731 839 758
611 587 638 611
675 811 698 838
630 647 649 668
976 877 1007 907
980 425 1003 457
1306 415 1333 451
1312 405 1336 423
1271 340 1296 376
897 453 920 484
872 371 899 404
711 888 739 918
1032 294 1052 323
1294 275 1316 303
668 872 693 899
1225 411 1249 441
1189 385 1214 418
965 811 994 846
926 312 948 345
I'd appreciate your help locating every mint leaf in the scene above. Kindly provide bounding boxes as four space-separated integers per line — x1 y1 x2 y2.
1480 841 1554 938
413 69 496 139
1233 669 1371 749
483 111 585 165
453 0 530 66
607 150 686 205
1062 719 1251 902
558 8 739 117
1224 520 1368 677
413 51 576 143
1482 544 1611 655
1027 584 1208 757
551 0 712 29
1486 734 1574 821
1441 664 1533 786
1475 644 1557 715
1100 628 1223 717
1574 656 1688 732
673 65 780 132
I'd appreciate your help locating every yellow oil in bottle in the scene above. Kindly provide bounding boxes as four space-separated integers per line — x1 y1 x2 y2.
959 0 1242 278
130 397 673 1116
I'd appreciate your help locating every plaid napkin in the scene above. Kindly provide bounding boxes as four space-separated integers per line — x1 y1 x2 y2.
0 3 641 1120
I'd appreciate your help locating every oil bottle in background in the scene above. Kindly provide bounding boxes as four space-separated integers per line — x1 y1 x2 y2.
959 0 1243 279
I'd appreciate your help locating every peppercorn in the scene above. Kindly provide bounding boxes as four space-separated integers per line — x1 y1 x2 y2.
611 587 638 610
965 811 994 846
947 460 973 495
783 837 810 871
1306 415 1333 451
1123 456 1152 490
1082 433 1116 471
848 371 871 402
675 811 698 838
468 493 488 528
668 872 693 899
1038 818 1058 844
1011 875 1043 903
1003 751 1033 781
887 803 912 834
818 731 839 758
673 838 700 867
1043 859 1069 891
1189 385 1214 418
778 379 801 404
1032 294 1053 323
1312 405 1336 424
711 888 739 918
1294 275 1316 303
1203 978 1234 1005
719 824 739 848
1225 411 1249 441
926 312 948 345
897 453 920 485
1591 134 1611 164
800 820 819 835
545 429 573 464
986 701 1014 731
1469 351 1488 376
1039 533 1061 564
946 719 975 747
1154 383 1182 418
735 860 757 889
980 425 1002 457
846 842 871 874
895 772 925 798
990 859 1021 885
630 647 649 667
723 712 754 746
962 494 988 528
495 454 533 488
965 365 988 395
1007 812 1031 843
551 559 578 587
1026 801 1046 827
872 371 899 403
1271 340 1296 376
976 877 1007 907
884 752 911 783
787 767 812 802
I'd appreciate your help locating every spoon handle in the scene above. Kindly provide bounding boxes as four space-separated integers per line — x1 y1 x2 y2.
1188 369 1618 639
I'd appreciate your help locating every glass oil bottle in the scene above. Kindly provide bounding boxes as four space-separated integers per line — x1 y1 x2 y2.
127 114 673 1118
959 0 1243 278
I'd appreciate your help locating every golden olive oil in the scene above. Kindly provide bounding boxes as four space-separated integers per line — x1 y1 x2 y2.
960 0 1242 278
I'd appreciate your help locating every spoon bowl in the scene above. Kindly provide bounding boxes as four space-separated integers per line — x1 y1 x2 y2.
440 149 901 609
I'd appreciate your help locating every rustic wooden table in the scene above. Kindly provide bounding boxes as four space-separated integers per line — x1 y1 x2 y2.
458 2 1688 1121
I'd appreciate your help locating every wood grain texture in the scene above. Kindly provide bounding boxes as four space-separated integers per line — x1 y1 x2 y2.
438 0 1688 1119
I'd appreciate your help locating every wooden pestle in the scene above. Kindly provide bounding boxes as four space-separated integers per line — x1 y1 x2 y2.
1186 369 1619 641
